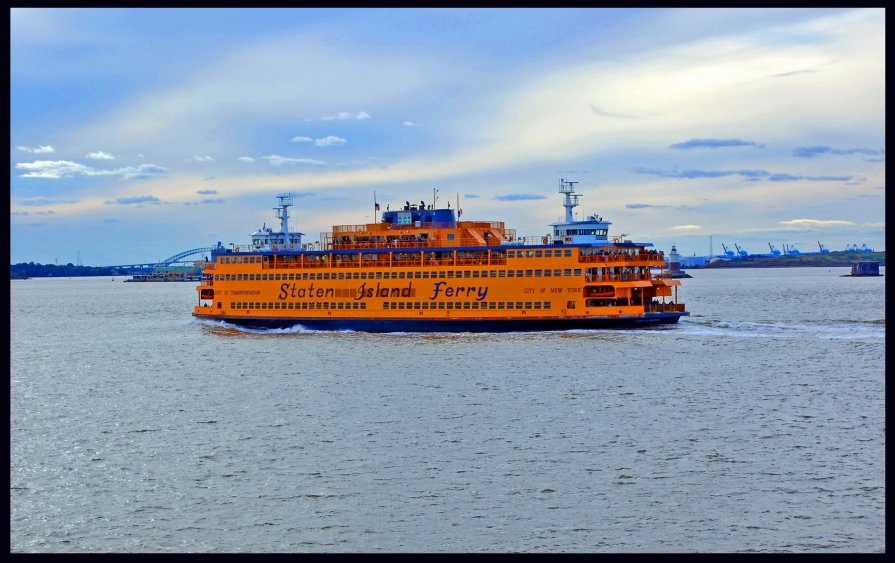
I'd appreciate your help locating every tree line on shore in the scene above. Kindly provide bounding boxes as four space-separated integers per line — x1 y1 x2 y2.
703 250 885 268
10 262 116 279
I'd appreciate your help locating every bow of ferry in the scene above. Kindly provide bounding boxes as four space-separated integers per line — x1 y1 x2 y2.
193 180 688 332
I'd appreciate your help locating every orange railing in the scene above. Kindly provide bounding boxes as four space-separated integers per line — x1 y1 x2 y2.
584 272 651 282
579 251 665 264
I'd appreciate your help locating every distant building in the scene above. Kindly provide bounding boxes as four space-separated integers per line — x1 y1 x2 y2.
679 255 709 268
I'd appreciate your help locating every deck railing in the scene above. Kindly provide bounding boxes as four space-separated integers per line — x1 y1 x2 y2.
578 251 665 264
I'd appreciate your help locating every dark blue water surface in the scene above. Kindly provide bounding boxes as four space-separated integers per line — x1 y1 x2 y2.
10 267 885 552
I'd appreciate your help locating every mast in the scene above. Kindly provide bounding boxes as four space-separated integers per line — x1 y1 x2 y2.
274 193 293 235
559 178 580 223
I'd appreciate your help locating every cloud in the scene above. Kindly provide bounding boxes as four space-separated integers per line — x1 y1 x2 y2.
293 135 349 146
626 203 668 209
86 150 115 160
315 135 347 147
463 193 479 199
15 160 168 180
792 146 884 158
632 167 851 182
317 111 371 121
587 103 636 119
18 197 80 206
237 156 255 163
671 225 702 231
192 155 214 162
494 194 547 201
403 121 420 127
16 144 55 153
105 195 161 205
15 160 93 178
768 173 851 182
778 219 856 227
669 138 762 150
200 198 224 204
261 154 327 167
120 164 169 180
196 189 218 195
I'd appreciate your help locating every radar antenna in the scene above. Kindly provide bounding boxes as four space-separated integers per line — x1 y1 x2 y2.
274 193 294 234
559 178 581 223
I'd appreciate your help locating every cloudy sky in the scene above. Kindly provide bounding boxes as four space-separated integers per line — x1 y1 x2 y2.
10 7 885 265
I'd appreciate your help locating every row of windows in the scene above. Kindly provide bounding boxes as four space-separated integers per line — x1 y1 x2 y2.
233 301 369 310
506 249 573 258
220 248 576 265
216 268 583 282
553 229 608 236
228 300 554 311
383 301 552 310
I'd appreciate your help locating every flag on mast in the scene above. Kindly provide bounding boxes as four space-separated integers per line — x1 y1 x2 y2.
374 190 380 211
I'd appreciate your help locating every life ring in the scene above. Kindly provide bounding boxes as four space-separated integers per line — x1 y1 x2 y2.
542 236 549 245
564 236 572 243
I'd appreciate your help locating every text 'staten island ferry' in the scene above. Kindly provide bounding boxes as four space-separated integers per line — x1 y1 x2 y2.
193 179 688 332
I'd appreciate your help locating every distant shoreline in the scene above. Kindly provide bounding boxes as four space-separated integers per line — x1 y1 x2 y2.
10 250 885 279
691 251 885 269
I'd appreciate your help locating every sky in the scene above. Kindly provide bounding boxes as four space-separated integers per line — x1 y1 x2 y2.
9 7 886 266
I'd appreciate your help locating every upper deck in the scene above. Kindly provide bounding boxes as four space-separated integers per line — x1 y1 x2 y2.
325 204 515 251
223 180 654 254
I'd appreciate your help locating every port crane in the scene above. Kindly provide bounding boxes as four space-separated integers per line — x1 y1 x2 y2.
817 241 830 254
767 243 781 256
720 243 736 258
734 244 748 257
783 243 800 256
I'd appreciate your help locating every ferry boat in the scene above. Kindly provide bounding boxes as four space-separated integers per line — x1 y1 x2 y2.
192 180 688 332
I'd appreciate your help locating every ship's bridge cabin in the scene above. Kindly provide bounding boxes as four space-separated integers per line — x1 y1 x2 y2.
249 193 304 251
380 205 456 228
250 225 304 251
550 215 611 245
547 178 613 245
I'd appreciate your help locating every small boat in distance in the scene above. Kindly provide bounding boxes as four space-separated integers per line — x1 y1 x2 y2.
192 179 689 332
841 260 882 277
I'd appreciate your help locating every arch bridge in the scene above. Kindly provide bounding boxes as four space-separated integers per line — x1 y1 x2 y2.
105 245 219 273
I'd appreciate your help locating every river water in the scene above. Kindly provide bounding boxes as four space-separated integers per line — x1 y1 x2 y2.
10 267 885 552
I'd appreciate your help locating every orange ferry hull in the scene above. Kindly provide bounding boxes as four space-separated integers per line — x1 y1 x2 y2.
193 184 690 333
194 311 686 332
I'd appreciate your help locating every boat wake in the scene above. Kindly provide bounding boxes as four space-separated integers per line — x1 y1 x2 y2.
185 317 882 340
676 316 885 340
186 318 354 335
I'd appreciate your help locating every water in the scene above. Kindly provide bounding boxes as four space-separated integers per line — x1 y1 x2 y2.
10 267 885 552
